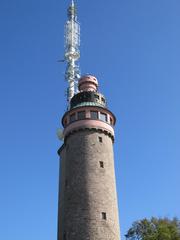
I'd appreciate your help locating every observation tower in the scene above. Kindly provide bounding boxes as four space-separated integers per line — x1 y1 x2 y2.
57 1 121 239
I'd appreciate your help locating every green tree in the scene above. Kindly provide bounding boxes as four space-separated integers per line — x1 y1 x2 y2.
125 217 180 240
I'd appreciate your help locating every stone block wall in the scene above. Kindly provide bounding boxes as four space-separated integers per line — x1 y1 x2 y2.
58 129 120 240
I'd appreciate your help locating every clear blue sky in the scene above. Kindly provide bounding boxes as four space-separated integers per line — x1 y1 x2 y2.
1 0 180 239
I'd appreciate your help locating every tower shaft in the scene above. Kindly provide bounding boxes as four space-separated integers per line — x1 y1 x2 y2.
58 130 120 239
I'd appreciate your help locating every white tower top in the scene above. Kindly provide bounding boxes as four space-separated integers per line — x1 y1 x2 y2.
64 0 80 106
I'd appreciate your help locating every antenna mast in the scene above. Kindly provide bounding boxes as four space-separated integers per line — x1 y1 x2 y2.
65 0 80 106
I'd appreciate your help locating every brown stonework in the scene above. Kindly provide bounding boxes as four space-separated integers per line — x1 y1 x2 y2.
58 129 120 240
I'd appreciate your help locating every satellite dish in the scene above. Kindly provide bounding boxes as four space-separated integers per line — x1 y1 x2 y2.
76 73 81 79
57 128 64 141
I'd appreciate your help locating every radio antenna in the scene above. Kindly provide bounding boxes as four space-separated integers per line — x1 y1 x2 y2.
64 0 80 106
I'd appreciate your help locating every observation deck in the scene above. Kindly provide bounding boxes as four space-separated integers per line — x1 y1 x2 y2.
61 75 116 141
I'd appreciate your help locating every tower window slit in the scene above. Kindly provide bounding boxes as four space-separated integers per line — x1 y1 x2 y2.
110 117 113 125
64 118 68 126
63 232 66 240
99 161 104 168
65 180 68 187
102 212 107 220
99 136 103 143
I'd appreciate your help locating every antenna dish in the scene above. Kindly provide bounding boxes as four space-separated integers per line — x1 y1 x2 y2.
57 128 64 141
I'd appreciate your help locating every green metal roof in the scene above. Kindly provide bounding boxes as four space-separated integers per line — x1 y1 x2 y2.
71 101 106 109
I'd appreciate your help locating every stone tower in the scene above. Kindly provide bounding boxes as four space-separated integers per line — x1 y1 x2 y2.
57 2 121 240
58 76 120 240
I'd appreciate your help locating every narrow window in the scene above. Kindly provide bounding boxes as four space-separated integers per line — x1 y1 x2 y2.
99 161 104 168
63 232 66 240
77 111 86 120
64 118 68 126
110 117 113 125
102 212 107 220
99 137 103 143
70 113 76 122
65 180 68 187
100 113 107 122
90 111 98 120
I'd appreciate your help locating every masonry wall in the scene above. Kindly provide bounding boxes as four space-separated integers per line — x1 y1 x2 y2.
58 129 120 240
58 145 66 240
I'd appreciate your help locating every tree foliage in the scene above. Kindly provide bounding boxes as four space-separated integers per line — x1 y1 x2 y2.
125 217 180 240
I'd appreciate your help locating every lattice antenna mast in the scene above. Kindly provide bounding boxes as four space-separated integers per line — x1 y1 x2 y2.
65 0 80 106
